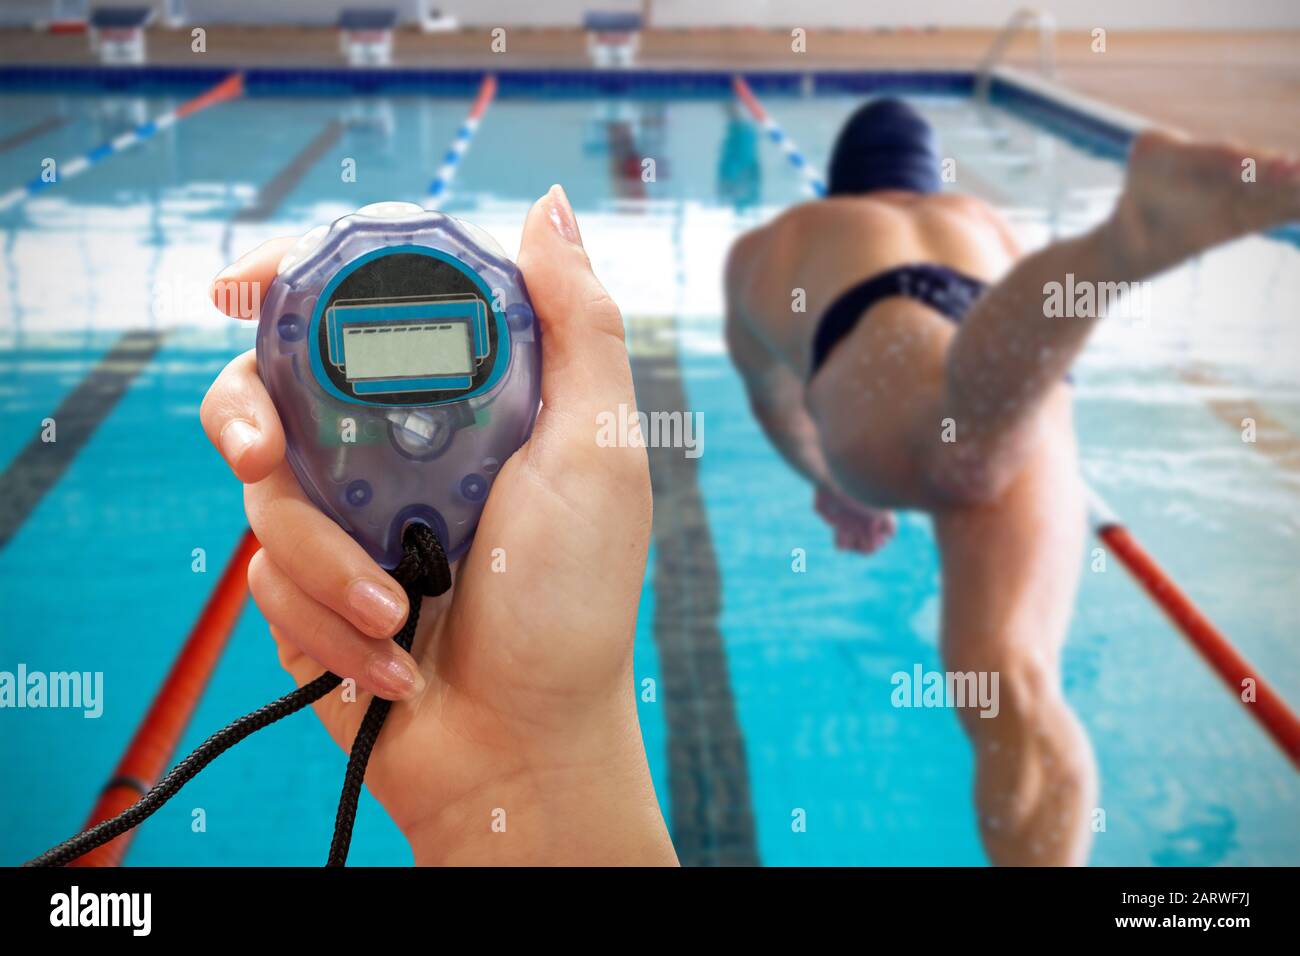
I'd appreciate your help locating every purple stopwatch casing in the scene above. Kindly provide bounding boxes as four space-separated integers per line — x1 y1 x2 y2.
255 202 541 568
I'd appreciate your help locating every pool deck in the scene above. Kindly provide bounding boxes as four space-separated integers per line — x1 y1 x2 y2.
2 27 1298 152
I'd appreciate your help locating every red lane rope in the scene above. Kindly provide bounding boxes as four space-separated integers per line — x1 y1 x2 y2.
71 530 259 867
175 71 245 119
469 72 497 120
731 75 768 122
1095 521 1300 769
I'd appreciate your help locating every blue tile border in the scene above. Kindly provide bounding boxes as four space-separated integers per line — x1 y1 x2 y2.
987 74 1133 160
0 63 974 98
811 70 972 96
0 63 234 94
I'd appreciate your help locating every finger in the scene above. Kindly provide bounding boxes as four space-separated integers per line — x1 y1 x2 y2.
245 462 411 639
209 235 298 319
515 185 638 423
249 549 424 701
200 349 286 483
268 623 375 755
266 624 357 755
267 619 314 686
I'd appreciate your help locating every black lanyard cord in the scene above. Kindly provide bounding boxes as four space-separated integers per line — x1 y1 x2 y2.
327 522 450 866
25 523 451 868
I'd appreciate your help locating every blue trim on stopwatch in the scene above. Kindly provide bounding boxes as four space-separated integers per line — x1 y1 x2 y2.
307 245 510 408
353 374 473 395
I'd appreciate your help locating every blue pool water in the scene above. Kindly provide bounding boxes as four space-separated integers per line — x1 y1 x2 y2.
1 80 1298 866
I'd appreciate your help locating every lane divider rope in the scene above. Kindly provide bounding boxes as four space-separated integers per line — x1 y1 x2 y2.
0 72 245 213
70 529 259 866
1087 488 1300 769
426 74 497 209
732 75 827 199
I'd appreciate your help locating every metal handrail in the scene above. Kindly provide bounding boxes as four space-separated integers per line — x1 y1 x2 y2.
975 7 1057 100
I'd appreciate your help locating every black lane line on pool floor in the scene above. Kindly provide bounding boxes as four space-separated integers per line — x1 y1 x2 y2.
1 115 343 551
632 351 760 867
231 118 345 227
0 116 68 156
0 330 166 549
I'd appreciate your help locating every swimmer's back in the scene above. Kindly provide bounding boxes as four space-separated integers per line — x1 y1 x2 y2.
727 192 1020 374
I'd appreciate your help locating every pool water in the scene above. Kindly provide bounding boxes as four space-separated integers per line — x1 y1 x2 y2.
1 84 1297 866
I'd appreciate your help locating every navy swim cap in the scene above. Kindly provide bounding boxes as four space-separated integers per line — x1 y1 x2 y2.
827 98 942 196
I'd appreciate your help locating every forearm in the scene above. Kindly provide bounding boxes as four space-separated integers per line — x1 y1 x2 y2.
737 349 832 488
750 395 831 487
726 290 831 488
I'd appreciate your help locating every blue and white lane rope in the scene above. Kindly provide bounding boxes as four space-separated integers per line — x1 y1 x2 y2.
732 75 827 199
426 74 497 209
0 73 244 213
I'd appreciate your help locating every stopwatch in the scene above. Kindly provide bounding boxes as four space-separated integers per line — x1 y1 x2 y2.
256 202 541 567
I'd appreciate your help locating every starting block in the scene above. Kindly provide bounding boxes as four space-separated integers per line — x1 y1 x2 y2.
584 11 642 68
338 8 397 67
89 5 153 65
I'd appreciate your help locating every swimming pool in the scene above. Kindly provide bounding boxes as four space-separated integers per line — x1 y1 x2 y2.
1 70 1297 866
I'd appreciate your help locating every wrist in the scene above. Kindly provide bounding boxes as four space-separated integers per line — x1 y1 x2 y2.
406 706 677 866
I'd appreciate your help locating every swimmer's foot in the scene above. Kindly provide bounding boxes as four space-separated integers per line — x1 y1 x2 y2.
1107 129 1300 276
815 485 897 555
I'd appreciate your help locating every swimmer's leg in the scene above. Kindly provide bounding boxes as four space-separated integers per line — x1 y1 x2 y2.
931 130 1300 501
933 429 1097 866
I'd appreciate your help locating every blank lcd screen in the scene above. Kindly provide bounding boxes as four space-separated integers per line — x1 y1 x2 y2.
342 322 473 381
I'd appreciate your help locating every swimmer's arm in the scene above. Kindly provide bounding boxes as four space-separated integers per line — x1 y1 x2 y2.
724 232 833 487
726 308 831 488
750 374 832 488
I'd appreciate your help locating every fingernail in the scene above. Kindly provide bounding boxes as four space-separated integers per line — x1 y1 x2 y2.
546 184 581 246
219 419 258 466
347 579 407 637
367 653 424 700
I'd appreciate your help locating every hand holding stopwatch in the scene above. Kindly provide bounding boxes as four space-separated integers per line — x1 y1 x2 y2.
257 201 541 567
27 203 542 868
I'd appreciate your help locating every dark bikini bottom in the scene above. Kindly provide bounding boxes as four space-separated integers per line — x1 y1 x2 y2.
809 262 988 379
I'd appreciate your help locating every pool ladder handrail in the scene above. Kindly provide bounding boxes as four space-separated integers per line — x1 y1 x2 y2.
975 7 1057 101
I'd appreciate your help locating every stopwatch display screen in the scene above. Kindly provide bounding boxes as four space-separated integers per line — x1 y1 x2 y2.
312 250 502 406
341 319 474 382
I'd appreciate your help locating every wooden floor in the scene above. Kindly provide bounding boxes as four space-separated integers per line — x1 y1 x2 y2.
2 26 1298 151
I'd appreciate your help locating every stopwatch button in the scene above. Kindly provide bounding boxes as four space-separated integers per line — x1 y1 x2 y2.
460 474 488 503
276 312 306 342
457 218 508 259
506 301 534 332
356 201 426 219
345 479 373 507
276 224 330 275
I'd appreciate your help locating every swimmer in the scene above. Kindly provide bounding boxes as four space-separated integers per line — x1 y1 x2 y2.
725 98 1300 865
202 187 677 866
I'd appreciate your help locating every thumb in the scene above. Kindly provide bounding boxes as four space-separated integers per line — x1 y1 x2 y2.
515 185 637 431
